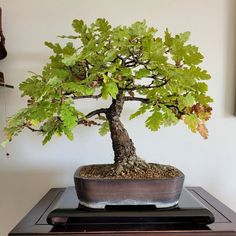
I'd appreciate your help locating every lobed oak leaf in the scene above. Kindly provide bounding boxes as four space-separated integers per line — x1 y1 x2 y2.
191 103 212 121
191 103 204 114
197 123 208 139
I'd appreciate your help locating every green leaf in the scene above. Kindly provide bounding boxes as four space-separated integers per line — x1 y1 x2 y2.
184 94 195 107
104 49 117 62
44 41 62 54
142 37 167 64
42 131 54 145
60 101 78 130
99 121 110 136
170 32 191 63
58 35 79 40
48 69 69 85
41 117 62 145
178 94 195 110
101 80 118 99
183 45 203 65
129 20 147 36
145 109 162 131
164 28 172 47
72 19 87 34
184 114 199 132
7 108 28 128
62 42 77 55
192 67 211 80
62 53 79 66
195 95 214 104
161 105 178 126
64 82 94 96
177 32 191 44
63 128 74 141
193 82 208 93
47 77 61 86
3 108 27 143
94 18 111 33
135 68 151 79
19 76 46 98
129 104 149 120
120 68 132 77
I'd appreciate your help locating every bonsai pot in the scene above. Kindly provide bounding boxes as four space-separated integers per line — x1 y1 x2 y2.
74 165 185 209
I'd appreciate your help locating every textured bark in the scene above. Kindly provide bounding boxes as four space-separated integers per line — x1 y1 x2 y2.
106 92 148 175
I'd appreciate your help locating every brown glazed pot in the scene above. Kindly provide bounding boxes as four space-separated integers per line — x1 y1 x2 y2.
74 165 185 209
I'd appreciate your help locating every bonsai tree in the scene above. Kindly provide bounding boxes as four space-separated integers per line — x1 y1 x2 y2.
3 19 212 177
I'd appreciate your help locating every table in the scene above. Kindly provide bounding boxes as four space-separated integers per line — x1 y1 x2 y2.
8 187 236 235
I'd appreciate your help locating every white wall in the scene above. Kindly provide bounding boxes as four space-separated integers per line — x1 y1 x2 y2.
1 0 236 235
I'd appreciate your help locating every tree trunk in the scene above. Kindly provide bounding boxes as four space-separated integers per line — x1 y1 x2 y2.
106 92 149 175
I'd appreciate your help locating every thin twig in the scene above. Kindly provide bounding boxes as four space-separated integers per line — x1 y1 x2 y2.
124 96 149 103
71 93 102 100
122 79 170 91
25 124 44 132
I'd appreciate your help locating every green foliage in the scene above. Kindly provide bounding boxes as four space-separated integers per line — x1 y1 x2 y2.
135 68 151 79
129 104 150 120
60 101 78 130
145 108 163 131
99 121 110 136
184 114 199 132
2 18 213 146
161 105 179 127
101 79 118 99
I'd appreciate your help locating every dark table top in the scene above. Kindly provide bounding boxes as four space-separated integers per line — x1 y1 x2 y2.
8 186 236 236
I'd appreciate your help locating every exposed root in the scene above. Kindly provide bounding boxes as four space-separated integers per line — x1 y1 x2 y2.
110 155 150 177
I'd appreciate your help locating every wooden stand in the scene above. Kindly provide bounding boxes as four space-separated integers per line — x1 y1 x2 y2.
8 187 236 235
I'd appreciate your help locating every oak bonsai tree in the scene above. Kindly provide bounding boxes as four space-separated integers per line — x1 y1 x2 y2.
3 19 212 178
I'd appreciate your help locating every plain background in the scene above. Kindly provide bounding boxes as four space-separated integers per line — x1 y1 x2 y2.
1 0 236 235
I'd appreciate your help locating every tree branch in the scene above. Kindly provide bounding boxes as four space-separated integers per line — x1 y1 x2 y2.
78 108 108 125
124 97 184 117
25 124 44 133
122 79 170 91
124 96 149 103
86 108 108 119
71 93 102 100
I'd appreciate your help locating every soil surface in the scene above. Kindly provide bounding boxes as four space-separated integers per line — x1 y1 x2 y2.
79 163 183 179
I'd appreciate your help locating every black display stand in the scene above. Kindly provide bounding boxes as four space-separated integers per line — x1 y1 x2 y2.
8 186 236 235
47 187 214 226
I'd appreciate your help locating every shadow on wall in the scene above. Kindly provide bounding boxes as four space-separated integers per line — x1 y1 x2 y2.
0 169 64 236
224 0 236 116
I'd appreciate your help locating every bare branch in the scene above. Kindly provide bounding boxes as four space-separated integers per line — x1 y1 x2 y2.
124 97 184 117
124 96 149 103
71 93 102 100
122 79 170 91
78 108 108 125
86 108 108 119
25 124 44 133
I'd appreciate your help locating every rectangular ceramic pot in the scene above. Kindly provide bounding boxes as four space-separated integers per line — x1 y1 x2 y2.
74 165 184 209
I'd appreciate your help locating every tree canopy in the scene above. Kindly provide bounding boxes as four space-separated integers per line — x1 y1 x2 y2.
2 18 213 147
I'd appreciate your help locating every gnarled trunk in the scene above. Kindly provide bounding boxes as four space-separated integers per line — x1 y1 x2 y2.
106 92 148 175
